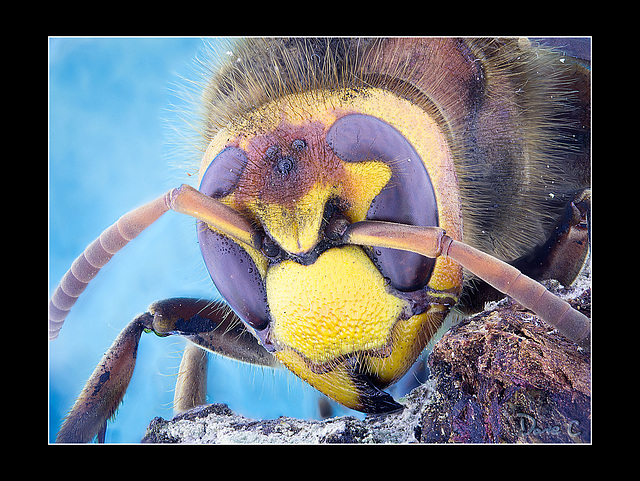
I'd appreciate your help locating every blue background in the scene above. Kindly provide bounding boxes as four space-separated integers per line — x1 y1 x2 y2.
49 37 362 443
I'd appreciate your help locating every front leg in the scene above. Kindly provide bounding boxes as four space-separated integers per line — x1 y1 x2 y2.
56 315 149 443
56 298 277 443
147 298 279 367
169 298 281 414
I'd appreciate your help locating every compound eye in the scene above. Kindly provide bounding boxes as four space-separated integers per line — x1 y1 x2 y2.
327 114 439 292
199 147 248 198
198 147 270 331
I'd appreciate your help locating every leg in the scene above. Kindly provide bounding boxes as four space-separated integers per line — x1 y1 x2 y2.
56 315 148 443
170 298 283 413
174 342 208 414
147 298 279 367
56 298 277 443
518 188 591 286
49 185 259 340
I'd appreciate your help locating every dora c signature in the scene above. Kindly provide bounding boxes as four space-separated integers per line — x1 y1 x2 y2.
514 413 582 437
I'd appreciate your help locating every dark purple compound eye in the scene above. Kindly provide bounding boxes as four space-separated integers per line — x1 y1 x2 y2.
198 147 270 331
327 114 439 292
198 147 249 198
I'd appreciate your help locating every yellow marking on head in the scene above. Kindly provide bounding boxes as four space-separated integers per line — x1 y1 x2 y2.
364 304 449 386
195 86 466 408
243 162 392 255
247 184 334 255
341 162 392 222
266 246 408 364
275 349 362 410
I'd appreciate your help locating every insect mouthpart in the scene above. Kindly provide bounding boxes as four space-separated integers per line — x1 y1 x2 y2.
258 206 353 266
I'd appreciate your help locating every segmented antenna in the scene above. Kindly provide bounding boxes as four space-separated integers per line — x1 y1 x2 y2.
49 186 258 340
343 221 591 346
50 186 590 348
49 191 176 339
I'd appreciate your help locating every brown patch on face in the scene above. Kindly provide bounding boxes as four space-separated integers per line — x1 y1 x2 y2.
228 120 343 208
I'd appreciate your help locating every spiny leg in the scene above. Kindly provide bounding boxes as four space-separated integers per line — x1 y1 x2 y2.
56 315 149 443
148 298 279 367
56 298 277 443
164 298 281 415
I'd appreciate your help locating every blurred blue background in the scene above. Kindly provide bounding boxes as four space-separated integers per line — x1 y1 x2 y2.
49 37 361 443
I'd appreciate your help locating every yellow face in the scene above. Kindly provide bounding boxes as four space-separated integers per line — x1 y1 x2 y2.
198 88 463 412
